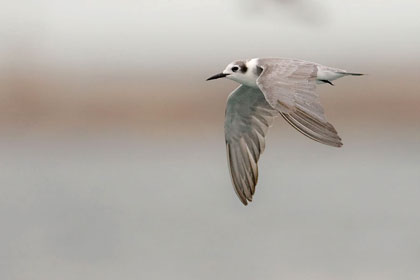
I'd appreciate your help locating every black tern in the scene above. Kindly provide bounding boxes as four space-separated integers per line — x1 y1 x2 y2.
207 58 363 205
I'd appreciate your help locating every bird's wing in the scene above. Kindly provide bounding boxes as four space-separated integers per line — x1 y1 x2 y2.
256 58 342 147
225 85 278 205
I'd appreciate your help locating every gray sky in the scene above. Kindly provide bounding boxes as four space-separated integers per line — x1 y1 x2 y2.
1 0 420 73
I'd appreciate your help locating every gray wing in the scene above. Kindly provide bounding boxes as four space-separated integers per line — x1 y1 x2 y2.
225 85 278 205
256 58 342 147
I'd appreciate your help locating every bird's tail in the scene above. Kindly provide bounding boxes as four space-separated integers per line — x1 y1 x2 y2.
337 71 364 76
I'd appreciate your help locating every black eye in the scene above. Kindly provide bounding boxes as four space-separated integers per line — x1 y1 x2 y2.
231 66 239 72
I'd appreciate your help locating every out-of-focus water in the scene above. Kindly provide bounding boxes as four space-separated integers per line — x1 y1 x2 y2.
1 0 420 279
1 123 419 280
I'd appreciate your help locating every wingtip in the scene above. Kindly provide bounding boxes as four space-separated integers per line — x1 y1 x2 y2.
238 197 248 206
238 195 251 206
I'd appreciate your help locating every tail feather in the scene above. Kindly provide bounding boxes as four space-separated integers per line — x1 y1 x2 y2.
337 71 364 76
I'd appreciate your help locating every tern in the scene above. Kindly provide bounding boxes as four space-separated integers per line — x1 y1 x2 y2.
206 58 363 205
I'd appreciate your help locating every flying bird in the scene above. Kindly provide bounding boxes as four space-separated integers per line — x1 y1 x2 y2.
206 58 363 205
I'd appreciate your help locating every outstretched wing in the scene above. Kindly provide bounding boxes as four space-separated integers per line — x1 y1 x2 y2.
256 58 342 147
225 85 278 205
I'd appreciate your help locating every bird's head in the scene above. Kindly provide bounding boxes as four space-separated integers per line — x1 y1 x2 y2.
206 60 250 84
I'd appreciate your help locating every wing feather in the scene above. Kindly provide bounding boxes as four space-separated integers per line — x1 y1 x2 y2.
256 58 342 147
225 85 278 205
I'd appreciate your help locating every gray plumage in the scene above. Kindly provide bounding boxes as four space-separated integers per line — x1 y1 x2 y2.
225 85 278 205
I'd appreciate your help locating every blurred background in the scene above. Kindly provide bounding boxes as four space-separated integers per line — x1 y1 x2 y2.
1 1 420 279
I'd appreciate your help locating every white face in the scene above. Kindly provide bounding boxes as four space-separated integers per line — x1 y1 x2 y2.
222 63 243 82
222 61 258 88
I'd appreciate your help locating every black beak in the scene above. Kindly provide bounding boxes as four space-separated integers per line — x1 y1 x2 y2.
206 73 228 81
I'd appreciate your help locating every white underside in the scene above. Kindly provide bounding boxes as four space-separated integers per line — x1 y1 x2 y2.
316 67 346 83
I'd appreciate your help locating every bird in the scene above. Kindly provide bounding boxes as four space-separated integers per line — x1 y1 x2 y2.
206 58 363 205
